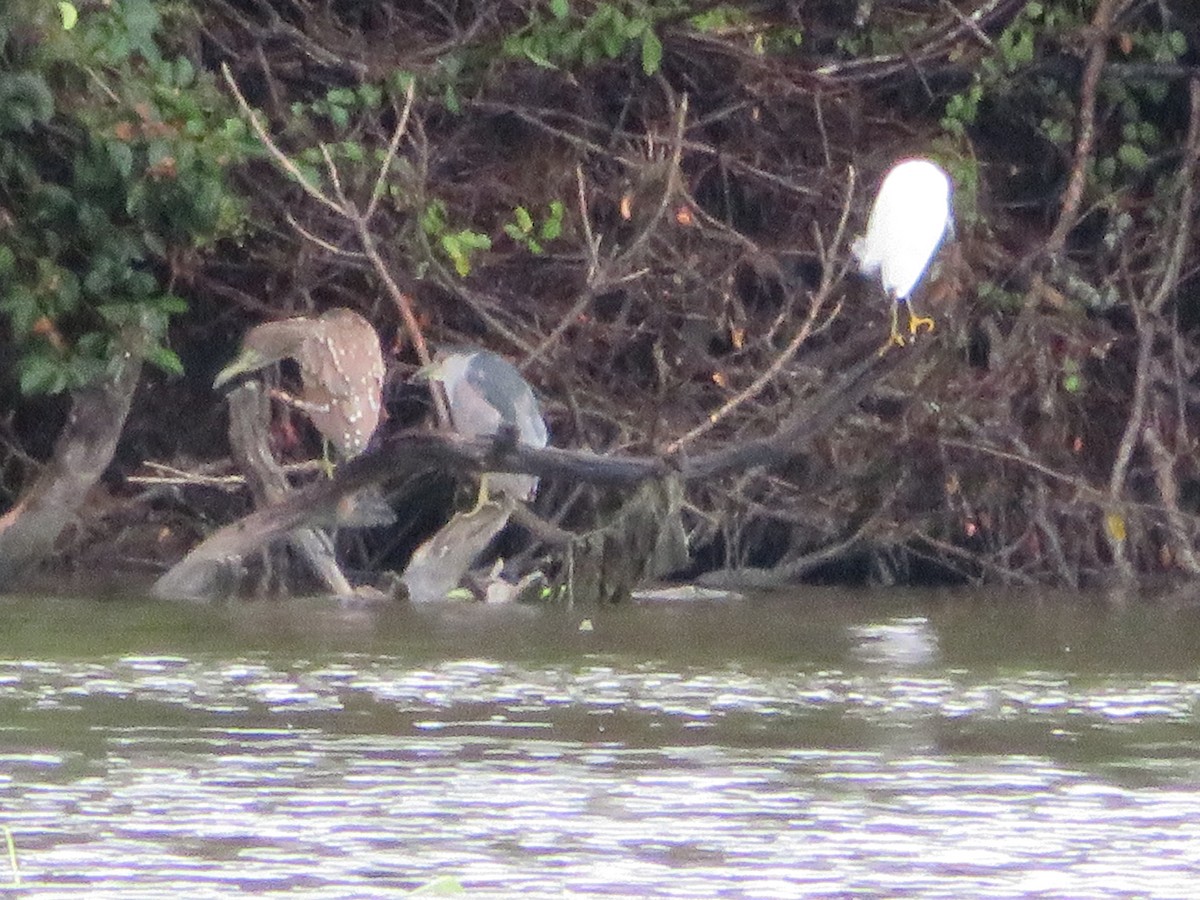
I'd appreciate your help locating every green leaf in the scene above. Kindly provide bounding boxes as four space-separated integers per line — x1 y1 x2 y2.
550 0 569 20
97 302 139 325
107 141 134 180
513 206 534 233
120 0 163 65
421 200 447 236
358 84 382 108
84 264 113 298
456 231 492 251
503 223 526 242
441 235 470 276
68 354 106 387
541 200 565 240
522 45 558 69
641 28 663 74
173 56 195 88
19 354 63 396
601 26 625 59
45 266 81 315
147 343 184 376
0 284 40 337
1117 143 1150 171
292 161 322 189
77 332 109 357
389 71 416 95
59 2 78 30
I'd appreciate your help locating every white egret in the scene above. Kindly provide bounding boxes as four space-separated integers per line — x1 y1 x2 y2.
852 158 953 347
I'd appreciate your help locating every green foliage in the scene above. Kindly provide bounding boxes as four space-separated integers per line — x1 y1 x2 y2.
977 280 1022 314
835 11 928 58
59 2 79 31
940 3 1189 199
502 1 666 75
503 201 566 255
281 69 432 202
935 150 981 230
501 3 802 74
290 83 384 133
0 0 253 395
688 4 802 54
1061 357 1083 395
421 200 492 277
940 2 1068 138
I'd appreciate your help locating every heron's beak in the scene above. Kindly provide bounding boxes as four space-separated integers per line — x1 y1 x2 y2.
413 359 446 382
213 348 272 390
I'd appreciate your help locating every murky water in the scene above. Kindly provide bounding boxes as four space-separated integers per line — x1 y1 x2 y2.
1 590 1199 897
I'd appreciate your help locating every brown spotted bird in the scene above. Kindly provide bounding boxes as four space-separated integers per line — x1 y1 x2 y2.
214 307 391 524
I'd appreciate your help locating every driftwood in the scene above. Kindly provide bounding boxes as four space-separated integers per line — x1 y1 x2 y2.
400 500 514 603
0 331 144 586
226 381 353 597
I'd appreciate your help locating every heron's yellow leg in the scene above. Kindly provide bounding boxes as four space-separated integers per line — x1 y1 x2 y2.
319 438 336 479
465 474 493 516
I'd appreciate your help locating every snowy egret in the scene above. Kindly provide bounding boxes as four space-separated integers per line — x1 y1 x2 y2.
852 158 953 347
424 348 548 502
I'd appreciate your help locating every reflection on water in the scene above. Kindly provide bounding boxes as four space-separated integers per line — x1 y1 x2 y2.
1 591 1199 897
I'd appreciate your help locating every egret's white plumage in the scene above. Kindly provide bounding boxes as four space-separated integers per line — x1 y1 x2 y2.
853 158 952 302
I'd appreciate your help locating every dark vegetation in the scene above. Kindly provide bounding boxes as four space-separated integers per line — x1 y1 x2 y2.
2 0 1200 596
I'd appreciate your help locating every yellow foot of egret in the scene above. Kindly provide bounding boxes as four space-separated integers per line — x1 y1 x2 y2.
908 312 935 336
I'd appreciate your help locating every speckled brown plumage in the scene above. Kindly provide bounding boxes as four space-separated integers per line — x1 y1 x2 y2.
216 308 385 460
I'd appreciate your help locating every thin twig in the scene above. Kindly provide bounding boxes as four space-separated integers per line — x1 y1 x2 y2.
524 95 690 367
1106 77 1200 573
221 63 343 217
365 80 416 222
319 142 350 208
664 166 856 453
575 163 600 279
1148 78 1200 314
223 62 446 426
1045 0 1127 254
283 211 364 257
1143 423 1200 573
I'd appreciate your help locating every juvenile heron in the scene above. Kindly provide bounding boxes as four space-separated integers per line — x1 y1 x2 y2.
214 307 391 524
424 348 548 501
214 308 385 459
852 158 953 347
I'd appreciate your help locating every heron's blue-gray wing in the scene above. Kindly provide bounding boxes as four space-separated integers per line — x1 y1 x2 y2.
463 352 547 447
